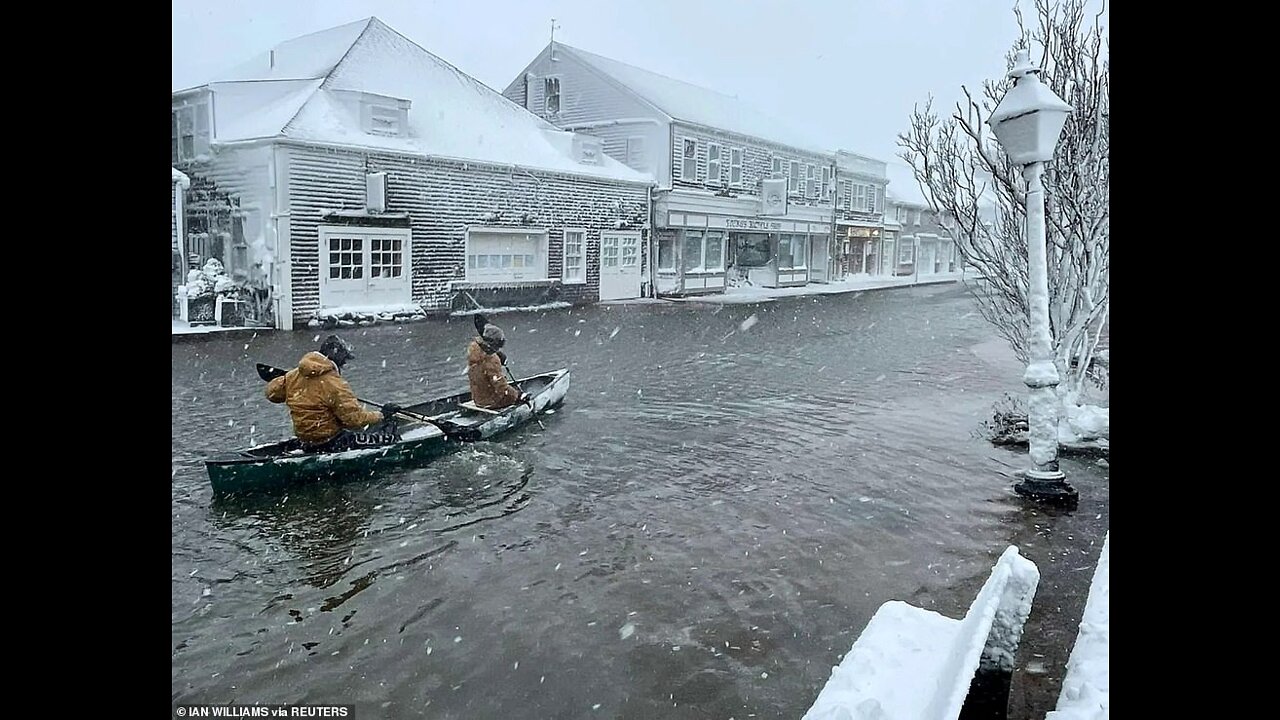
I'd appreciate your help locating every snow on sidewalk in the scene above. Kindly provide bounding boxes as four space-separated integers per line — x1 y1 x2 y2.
1046 533 1109 720
665 272 963 305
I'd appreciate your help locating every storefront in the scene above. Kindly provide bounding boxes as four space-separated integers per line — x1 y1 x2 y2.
652 189 833 295
837 224 881 277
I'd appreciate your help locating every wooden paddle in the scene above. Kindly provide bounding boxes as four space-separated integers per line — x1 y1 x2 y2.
255 363 481 442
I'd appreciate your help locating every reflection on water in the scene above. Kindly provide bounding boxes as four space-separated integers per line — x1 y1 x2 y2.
172 285 1107 718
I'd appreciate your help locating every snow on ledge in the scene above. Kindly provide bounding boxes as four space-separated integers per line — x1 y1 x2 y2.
1046 533 1109 720
450 301 571 317
314 303 424 319
172 167 191 189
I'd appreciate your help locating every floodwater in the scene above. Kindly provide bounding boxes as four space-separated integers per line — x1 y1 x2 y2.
171 283 1109 718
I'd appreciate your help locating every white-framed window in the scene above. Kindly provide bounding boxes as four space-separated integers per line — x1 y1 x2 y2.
771 157 784 179
730 147 743 185
707 143 722 184
681 138 698 181
171 96 211 163
625 136 647 170
658 235 676 270
897 206 907 223
854 184 866 211
777 233 808 269
914 210 922 225
682 230 725 272
899 239 915 264
466 228 547 282
806 164 817 198
789 161 800 193
369 237 404 278
821 167 831 200
544 77 561 115
866 185 878 213
562 228 586 283
838 179 851 209
329 236 364 280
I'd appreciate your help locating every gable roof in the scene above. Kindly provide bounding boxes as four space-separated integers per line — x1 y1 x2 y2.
557 43 829 157
180 19 648 183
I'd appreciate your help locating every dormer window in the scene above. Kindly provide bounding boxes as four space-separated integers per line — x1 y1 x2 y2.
349 93 410 138
369 105 402 136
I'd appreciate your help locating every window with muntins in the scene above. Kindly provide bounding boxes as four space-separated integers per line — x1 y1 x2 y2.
329 238 364 280
369 238 404 278
682 139 698 181
563 230 585 283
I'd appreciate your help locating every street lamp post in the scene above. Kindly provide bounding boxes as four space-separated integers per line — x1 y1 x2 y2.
989 49 1078 505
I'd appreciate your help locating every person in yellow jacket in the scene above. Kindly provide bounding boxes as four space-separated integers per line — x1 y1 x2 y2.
266 335 401 451
466 319 530 410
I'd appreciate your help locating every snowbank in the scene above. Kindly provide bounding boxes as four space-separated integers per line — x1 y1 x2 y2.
804 546 1039 720
307 303 427 328
1063 403 1109 443
1046 534 1109 720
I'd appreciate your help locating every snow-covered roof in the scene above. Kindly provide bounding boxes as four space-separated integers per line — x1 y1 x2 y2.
184 19 649 183
886 162 929 207
561 44 830 157
172 167 191 189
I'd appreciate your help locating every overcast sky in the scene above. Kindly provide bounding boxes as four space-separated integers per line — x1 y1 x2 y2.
172 0 1104 164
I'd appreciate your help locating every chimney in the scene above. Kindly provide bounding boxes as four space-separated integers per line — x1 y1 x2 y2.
270 50 276 69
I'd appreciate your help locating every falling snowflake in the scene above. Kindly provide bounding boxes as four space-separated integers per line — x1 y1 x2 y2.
739 314 759 331
610 327 620 339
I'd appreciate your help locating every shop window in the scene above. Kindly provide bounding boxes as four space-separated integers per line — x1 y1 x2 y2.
658 236 676 270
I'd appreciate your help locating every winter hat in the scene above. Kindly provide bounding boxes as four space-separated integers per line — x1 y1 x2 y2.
481 324 506 349
319 335 355 363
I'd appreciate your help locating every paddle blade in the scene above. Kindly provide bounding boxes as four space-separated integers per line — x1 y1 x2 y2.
257 363 287 382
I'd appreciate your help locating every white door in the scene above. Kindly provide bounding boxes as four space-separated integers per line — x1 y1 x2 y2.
320 226 412 309
599 231 641 300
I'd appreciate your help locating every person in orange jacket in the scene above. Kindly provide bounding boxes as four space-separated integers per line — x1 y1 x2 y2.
466 317 530 410
266 335 400 451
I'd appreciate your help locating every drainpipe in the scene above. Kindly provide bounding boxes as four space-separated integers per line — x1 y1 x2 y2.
830 158 838 282
173 169 191 315
647 183 656 297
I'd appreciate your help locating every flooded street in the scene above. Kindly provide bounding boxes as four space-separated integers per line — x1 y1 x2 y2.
171 283 1109 718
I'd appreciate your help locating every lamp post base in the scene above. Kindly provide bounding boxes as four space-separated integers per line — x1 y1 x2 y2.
1013 470 1079 507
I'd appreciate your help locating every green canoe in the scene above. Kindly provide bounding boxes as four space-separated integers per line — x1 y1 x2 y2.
205 369 570 496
